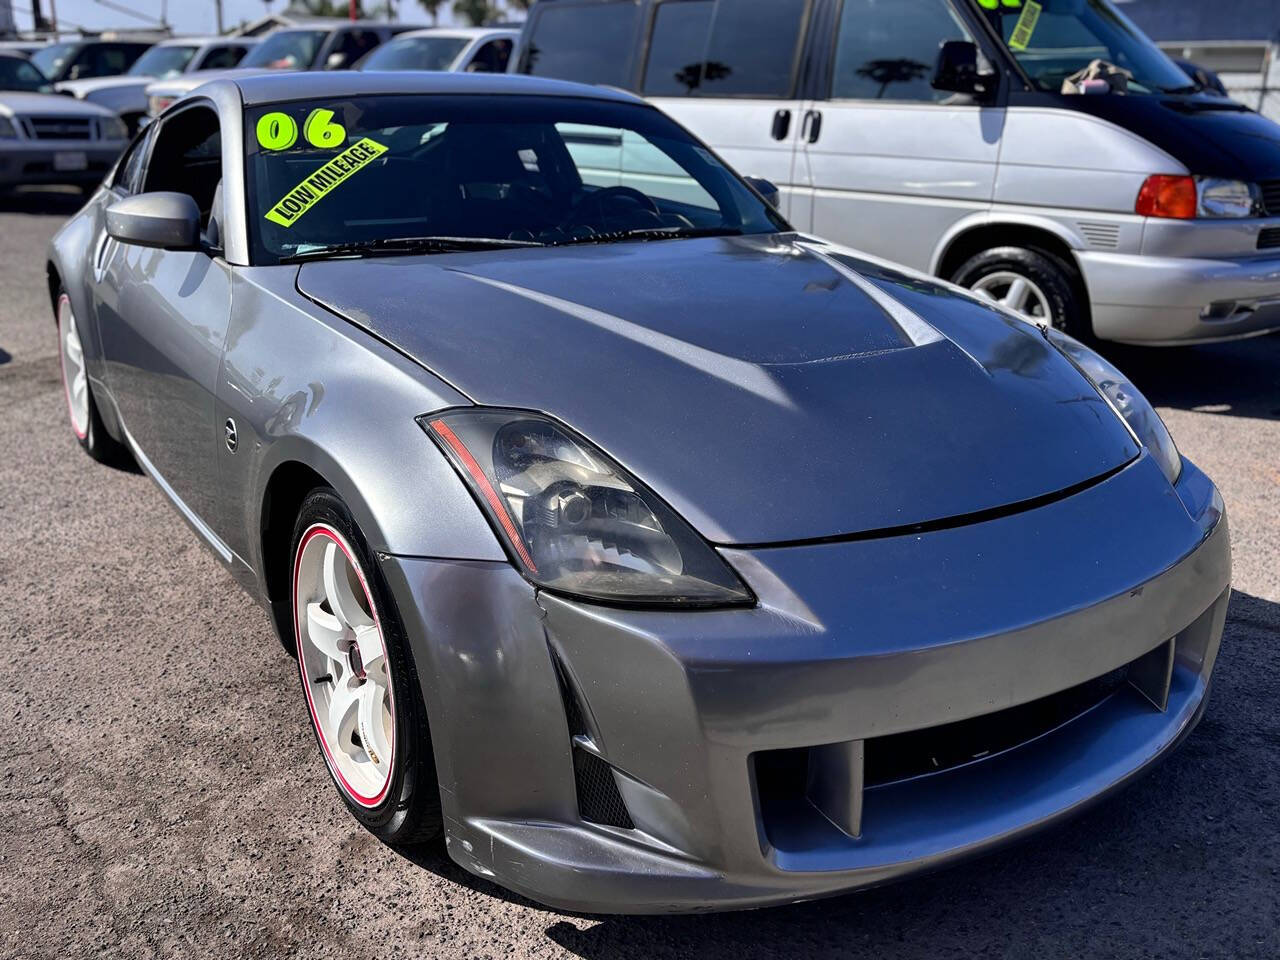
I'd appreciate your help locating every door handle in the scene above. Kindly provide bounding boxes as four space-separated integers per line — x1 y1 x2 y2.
802 109 823 144
771 109 791 141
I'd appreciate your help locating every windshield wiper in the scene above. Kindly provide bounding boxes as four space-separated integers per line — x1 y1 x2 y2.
547 226 746 247
280 235 545 264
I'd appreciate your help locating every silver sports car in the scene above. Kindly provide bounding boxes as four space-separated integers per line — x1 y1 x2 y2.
48 72 1231 914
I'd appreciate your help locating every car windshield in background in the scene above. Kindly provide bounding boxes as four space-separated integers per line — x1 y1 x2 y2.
244 94 784 265
29 41 75 78
0 56 48 91
127 44 198 78
976 0 1194 94
360 36 469 71
241 30 326 70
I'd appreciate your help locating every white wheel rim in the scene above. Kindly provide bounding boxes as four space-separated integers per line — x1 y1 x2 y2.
969 271 1052 324
294 524 396 808
57 295 89 439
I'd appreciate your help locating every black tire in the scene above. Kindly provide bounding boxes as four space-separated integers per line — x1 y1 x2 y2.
951 245 1091 340
54 289 135 470
289 488 442 844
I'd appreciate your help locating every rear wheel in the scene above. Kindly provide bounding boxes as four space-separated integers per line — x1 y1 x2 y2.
291 488 442 843
55 291 133 468
951 245 1090 340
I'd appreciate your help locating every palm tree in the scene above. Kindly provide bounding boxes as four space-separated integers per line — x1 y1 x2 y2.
453 0 496 26
417 0 446 23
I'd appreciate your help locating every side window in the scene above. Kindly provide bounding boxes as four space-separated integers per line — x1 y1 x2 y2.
467 38 514 73
143 106 223 234
113 126 155 195
90 44 132 77
832 0 974 102
197 45 247 71
641 0 807 98
521 2 640 88
329 30 381 69
643 0 713 96
557 123 719 211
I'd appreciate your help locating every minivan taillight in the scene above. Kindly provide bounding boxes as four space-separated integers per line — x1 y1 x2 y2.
1136 175 1196 219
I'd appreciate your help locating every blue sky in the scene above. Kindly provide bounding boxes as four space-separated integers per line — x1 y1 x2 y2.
13 1 460 35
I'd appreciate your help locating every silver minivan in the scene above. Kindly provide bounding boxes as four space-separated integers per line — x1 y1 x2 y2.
516 0 1280 344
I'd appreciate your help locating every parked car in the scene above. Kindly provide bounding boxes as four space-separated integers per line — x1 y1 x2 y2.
47 70 1229 913
0 41 49 59
517 0 1280 345
144 22 411 119
0 51 53 93
355 27 517 74
29 38 152 84
0 79 127 193
57 36 257 134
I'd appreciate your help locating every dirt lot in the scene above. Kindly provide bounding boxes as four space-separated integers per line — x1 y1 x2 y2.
1 190 1277 959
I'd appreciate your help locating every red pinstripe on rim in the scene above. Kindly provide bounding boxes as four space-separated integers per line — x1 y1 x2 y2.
293 522 396 809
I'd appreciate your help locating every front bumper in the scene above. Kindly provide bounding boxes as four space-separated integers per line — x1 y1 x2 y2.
1080 248 1280 344
382 454 1230 913
0 140 123 188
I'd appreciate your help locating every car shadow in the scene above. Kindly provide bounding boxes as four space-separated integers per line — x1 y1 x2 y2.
1100 333 1280 422
393 590 1279 957
0 186 88 217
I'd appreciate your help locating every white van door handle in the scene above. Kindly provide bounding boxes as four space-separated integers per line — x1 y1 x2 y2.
771 109 791 141
802 109 823 144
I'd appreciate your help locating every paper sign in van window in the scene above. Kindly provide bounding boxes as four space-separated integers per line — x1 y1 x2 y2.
264 137 388 228
1008 0 1042 51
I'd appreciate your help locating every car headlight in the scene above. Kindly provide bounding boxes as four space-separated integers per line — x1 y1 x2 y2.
1048 330 1181 485
0 116 16 139
420 409 753 607
98 115 128 141
148 94 174 118
1197 177 1259 218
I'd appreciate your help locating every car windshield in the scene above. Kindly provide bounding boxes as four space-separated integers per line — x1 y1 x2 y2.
127 44 198 78
241 30 327 70
244 94 785 265
30 42 76 78
0 56 48 91
975 0 1195 94
359 35 469 72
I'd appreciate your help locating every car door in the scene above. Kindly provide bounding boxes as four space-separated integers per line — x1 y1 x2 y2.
642 0 810 220
95 101 233 530
792 0 1004 271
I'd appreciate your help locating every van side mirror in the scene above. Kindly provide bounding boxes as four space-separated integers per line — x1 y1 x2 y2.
106 192 201 250
744 176 780 210
932 40 996 97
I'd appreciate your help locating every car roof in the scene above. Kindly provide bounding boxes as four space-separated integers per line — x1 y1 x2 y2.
386 27 520 40
230 70 644 107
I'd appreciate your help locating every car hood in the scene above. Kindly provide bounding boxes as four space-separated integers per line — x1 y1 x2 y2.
148 67 280 98
297 234 1139 545
0 90 117 117
56 75 148 97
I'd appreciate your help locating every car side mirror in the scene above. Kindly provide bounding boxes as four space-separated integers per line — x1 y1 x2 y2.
325 52 348 70
106 192 202 250
932 40 996 97
744 176 780 210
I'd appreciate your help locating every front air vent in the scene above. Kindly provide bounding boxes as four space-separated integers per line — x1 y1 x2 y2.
1258 227 1280 250
1078 221 1120 249
572 746 635 829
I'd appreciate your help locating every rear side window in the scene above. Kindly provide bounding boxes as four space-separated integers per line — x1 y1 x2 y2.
521 2 639 88
832 0 973 102
641 0 808 98
198 45 248 70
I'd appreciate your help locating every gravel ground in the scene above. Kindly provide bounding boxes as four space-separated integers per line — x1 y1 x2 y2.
1 190 1277 960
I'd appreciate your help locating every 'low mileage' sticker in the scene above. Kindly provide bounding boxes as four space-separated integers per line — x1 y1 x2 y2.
264 137 388 228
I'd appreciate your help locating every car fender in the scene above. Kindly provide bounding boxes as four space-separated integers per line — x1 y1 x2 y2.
929 210 1089 276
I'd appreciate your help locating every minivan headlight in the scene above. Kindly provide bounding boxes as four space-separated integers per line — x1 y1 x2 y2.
420 409 753 607
1197 178 1259 218
98 115 128 141
1048 331 1181 485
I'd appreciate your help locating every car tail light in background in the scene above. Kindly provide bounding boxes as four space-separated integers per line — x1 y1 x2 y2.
148 95 175 118
1135 175 1196 219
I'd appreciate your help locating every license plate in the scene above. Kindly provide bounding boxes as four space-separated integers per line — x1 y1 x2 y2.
54 151 88 172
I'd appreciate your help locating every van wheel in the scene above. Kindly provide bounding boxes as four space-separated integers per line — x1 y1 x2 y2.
951 246 1090 340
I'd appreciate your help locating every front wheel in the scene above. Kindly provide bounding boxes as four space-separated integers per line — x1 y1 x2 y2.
291 488 442 843
55 291 134 468
951 246 1090 340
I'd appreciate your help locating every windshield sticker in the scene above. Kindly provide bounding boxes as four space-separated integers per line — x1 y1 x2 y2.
264 138 388 228
256 108 348 151
976 0 1022 7
1008 0 1042 51
256 112 299 151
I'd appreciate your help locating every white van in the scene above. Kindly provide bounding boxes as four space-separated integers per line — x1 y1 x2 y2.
516 0 1280 344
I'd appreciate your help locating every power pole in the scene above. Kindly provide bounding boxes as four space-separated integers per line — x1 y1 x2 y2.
214 0 224 33
48 0 58 38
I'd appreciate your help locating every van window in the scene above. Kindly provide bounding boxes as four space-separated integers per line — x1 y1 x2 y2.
522 2 639 88
832 0 973 102
643 0 806 98
643 0 713 96
557 122 719 210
